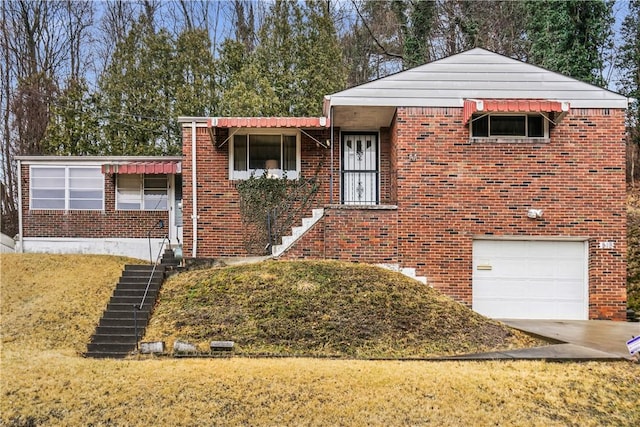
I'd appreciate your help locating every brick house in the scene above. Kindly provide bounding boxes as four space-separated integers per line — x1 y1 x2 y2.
179 48 628 320
16 156 183 261
16 48 628 320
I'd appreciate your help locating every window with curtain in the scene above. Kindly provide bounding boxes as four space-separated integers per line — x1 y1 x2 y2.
116 174 168 210
231 133 299 179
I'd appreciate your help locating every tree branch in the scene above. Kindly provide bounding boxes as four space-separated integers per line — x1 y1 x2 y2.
350 0 403 60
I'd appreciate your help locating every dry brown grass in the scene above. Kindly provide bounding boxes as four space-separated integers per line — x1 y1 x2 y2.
1 254 639 426
2 351 638 426
1 254 137 354
144 260 544 357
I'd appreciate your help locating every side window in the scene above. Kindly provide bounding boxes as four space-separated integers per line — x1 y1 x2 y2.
30 166 103 210
31 167 66 209
116 175 142 209
143 175 168 210
117 174 168 211
471 114 548 139
231 132 299 179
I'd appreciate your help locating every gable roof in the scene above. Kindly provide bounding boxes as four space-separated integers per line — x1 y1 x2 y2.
325 48 628 111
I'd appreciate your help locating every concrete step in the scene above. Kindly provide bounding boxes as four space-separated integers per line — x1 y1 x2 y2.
106 302 153 312
109 295 156 305
90 333 139 344
280 235 295 247
87 342 137 353
99 318 148 328
377 264 428 284
272 208 324 257
84 351 130 359
291 226 305 238
301 217 315 228
100 309 151 319
124 264 164 272
116 280 162 289
120 272 164 281
94 326 141 336
112 289 158 298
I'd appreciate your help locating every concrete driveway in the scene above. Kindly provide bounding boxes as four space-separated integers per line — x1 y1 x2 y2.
447 319 640 361
501 319 640 360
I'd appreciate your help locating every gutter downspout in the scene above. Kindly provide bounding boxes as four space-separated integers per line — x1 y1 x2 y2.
330 106 334 204
17 159 23 253
191 121 198 258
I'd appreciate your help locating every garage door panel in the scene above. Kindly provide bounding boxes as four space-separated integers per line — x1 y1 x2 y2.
475 278 582 299
472 240 587 320
474 296 586 320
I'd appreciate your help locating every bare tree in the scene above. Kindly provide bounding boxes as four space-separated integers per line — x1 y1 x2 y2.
96 0 137 75
0 0 93 236
64 0 94 82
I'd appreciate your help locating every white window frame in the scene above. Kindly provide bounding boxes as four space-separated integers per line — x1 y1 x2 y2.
229 128 301 180
470 113 549 140
116 174 169 211
30 166 104 211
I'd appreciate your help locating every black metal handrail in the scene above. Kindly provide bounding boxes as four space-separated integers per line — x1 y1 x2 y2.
139 233 168 310
134 233 168 349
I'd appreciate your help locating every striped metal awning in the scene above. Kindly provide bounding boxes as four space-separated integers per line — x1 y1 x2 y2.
101 161 181 175
463 99 570 123
208 117 329 129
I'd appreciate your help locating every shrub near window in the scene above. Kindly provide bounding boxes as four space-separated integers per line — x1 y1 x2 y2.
236 172 318 255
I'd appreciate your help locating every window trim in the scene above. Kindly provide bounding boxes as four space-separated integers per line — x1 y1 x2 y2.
469 113 550 143
116 173 169 211
30 165 104 211
228 128 301 180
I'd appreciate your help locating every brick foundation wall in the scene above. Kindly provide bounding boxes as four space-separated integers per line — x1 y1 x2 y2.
280 205 398 264
393 107 627 320
21 166 169 239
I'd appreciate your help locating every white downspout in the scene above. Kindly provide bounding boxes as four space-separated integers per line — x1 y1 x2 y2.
191 121 198 258
330 106 334 205
16 159 23 252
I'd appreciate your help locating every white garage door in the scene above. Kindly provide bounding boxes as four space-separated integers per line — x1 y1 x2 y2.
472 240 588 320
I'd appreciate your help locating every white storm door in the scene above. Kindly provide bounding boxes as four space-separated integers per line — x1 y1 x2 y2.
341 133 378 205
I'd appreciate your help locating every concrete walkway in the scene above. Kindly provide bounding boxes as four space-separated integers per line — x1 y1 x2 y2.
447 319 640 361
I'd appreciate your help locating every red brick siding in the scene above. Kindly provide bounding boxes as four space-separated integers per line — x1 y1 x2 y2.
379 128 394 204
182 125 337 258
280 206 398 263
183 106 627 320
393 107 626 320
21 165 169 239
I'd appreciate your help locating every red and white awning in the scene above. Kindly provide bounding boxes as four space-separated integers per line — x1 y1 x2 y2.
463 99 570 123
208 117 329 129
101 161 181 175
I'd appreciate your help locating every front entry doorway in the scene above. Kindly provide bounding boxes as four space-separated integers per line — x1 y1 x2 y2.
341 132 379 205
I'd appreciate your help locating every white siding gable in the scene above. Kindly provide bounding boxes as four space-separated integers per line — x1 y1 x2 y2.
327 48 628 109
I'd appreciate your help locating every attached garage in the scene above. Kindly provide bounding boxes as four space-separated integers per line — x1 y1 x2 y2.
472 239 588 320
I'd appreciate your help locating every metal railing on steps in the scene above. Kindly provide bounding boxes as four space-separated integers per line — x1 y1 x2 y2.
134 233 168 350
